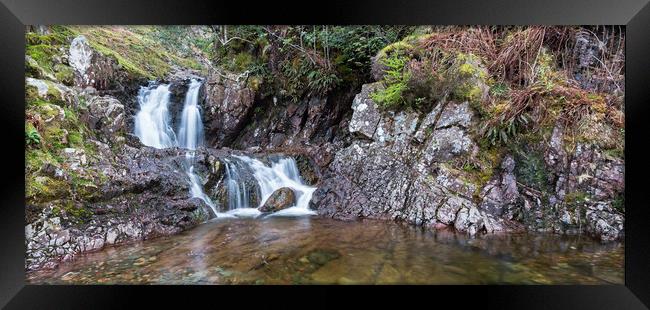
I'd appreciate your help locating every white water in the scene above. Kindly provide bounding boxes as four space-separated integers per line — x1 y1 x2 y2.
233 155 317 217
185 153 219 216
224 159 251 210
134 80 220 217
177 80 204 150
134 79 315 219
177 80 220 216
134 84 177 148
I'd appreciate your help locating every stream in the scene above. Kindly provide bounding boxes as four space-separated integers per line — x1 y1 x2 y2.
26 216 623 284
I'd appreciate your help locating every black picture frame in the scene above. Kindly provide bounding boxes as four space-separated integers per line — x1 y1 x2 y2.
1 0 649 308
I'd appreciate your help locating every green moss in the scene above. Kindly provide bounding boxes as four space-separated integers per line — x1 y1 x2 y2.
88 42 154 79
53 64 74 85
376 41 414 59
52 201 93 222
24 30 74 81
31 101 62 120
69 173 101 201
25 85 41 104
458 63 477 76
448 52 488 106
26 80 68 107
564 191 589 207
43 126 67 150
370 52 410 108
26 175 69 203
64 26 208 79
603 147 624 159
514 147 550 192
26 44 58 75
26 149 60 174
67 131 83 147
234 52 254 72
612 194 625 213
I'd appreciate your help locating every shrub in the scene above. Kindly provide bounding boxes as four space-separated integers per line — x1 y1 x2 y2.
25 123 41 146
370 52 410 108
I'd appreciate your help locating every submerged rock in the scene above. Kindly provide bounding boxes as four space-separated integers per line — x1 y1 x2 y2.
259 187 296 213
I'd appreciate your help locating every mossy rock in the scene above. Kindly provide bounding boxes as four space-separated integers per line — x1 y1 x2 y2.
26 44 59 76
25 56 45 79
448 52 490 106
70 173 103 201
25 80 69 107
26 175 70 203
25 149 60 175
53 64 75 85
52 201 93 223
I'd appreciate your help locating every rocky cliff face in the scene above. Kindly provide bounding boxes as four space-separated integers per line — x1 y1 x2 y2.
311 84 510 234
202 71 355 152
310 82 624 241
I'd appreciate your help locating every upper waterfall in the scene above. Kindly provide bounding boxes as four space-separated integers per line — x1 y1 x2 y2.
177 79 204 150
134 83 177 148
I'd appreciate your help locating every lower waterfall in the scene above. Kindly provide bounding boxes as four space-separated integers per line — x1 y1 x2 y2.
233 155 316 216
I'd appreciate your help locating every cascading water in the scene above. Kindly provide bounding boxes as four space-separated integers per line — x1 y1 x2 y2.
177 79 204 150
224 160 250 210
134 78 316 218
134 84 177 148
231 155 317 217
177 80 220 216
134 79 220 217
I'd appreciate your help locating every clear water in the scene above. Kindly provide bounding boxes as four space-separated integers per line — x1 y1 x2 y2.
26 217 623 285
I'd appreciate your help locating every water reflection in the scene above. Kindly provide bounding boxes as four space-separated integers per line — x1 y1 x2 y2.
26 217 623 285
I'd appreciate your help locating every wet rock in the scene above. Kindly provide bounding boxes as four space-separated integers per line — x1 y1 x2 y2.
306 249 341 266
454 206 482 235
203 70 255 146
479 155 520 218
295 154 320 185
259 187 296 213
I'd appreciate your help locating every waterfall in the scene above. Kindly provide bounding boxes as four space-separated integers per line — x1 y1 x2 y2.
134 84 177 148
177 79 204 150
177 79 219 216
224 160 250 210
184 152 219 216
232 155 317 217
133 78 316 219
134 79 221 217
